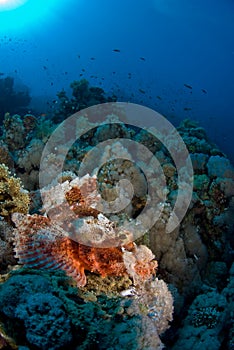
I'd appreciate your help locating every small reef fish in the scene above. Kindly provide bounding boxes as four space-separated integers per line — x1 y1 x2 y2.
113 49 121 52
183 83 192 89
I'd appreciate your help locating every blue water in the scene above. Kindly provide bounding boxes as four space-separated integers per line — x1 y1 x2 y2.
0 0 234 162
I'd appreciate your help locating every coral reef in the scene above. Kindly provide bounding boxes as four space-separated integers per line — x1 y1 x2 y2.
53 79 117 122
0 320 17 350
0 218 16 273
0 76 31 120
0 272 72 350
0 81 233 349
0 140 14 169
149 120 234 298
0 113 49 190
170 288 229 350
2 113 35 151
0 165 29 274
222 262 234 350
15 293 72 350
2 109 233 275
0 164 29 220
0 270 173 349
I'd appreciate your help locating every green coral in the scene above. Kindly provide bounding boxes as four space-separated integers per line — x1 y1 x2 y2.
15 293 72 350
0 164 29 219
0 269 163 349
191 306 221 329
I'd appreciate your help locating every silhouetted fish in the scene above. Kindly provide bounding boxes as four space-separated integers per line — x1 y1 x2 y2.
113 49 121 52
184 84 192 89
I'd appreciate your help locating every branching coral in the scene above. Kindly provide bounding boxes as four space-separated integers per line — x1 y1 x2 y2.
0 164 29 219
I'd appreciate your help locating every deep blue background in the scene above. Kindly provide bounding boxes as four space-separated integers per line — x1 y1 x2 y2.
0 0 234 162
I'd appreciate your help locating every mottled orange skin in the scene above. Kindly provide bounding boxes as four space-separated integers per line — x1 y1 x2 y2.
13 214 142 287
13 177 157 287
65 185 100 218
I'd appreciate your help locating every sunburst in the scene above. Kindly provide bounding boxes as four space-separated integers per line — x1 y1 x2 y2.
0 0 28 11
